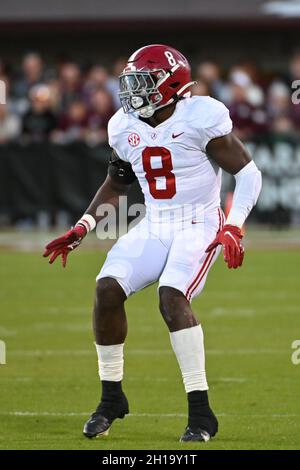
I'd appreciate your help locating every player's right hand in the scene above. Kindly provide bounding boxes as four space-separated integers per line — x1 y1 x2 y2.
205 224 244 269
43 225 87 268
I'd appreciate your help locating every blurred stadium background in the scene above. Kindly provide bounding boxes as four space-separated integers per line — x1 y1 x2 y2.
1 0 300 450
1 0 300 232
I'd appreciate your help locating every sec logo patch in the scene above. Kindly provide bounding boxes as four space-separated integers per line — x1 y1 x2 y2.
128 133 140 147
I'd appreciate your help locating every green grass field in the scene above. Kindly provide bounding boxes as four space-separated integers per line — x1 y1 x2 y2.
0 243 300 450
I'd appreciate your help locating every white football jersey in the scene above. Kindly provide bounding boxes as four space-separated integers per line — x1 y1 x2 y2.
108 96 232 222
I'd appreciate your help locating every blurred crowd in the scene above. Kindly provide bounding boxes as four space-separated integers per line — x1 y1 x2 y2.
193 53 300 141
0 53 126 145
0 51 300 145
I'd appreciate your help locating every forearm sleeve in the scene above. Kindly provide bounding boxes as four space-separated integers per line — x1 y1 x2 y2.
226 160 262 228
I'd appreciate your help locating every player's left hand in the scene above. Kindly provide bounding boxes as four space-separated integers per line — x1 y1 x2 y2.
205 224 244 269
43 225 87 268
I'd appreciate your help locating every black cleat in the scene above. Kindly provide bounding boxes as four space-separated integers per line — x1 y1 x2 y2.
180 426 212 442
180 390 218 442
83 392 129 438
180 413 218 442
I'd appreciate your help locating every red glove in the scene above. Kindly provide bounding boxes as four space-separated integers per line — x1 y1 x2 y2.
43 224 87 268
206 224 244 269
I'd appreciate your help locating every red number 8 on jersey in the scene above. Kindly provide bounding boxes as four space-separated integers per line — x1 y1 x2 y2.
142 147 176 199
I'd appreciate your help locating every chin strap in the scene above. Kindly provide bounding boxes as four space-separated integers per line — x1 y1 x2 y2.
137 81 196 118
177 81 197 96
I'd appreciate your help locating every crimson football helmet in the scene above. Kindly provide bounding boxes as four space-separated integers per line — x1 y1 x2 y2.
119 44 195 118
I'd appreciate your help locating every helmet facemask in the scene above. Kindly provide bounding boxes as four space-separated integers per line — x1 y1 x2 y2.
119 70 166 118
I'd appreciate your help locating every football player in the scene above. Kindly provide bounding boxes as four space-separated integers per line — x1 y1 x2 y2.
43 45 262 442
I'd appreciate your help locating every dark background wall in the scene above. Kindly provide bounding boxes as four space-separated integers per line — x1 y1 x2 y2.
0 0 280 21
0 25 299 74
0 0 300 72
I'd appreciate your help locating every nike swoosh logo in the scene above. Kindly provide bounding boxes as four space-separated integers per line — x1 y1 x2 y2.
224 231 238 247
191 220 203 224
172 132 184 139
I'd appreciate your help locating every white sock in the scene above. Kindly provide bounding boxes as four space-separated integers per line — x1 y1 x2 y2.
169 325 208 392
95 343 124 382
